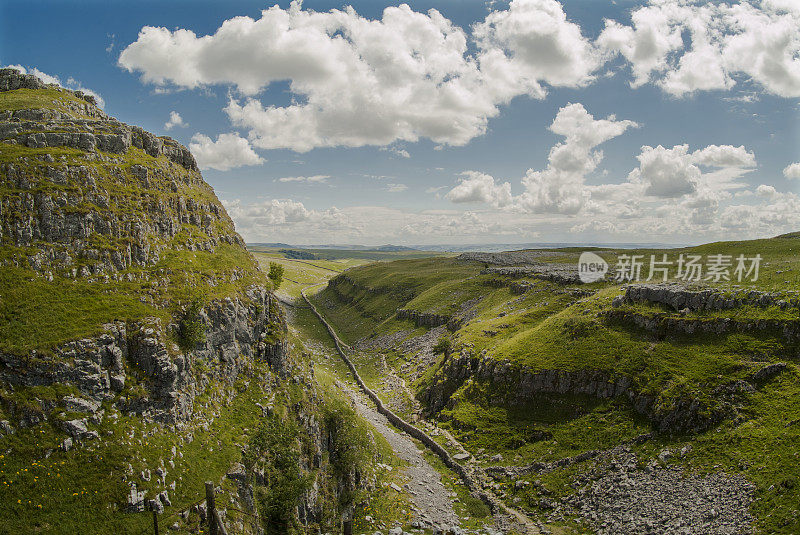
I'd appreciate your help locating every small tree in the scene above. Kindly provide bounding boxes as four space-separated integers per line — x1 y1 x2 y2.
268 262 284 289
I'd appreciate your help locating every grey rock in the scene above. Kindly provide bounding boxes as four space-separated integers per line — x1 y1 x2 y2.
63 395 100 414
127 483 146 513
148 498 164 514
0 420 14 436
61 418 88 439
750 362 787 384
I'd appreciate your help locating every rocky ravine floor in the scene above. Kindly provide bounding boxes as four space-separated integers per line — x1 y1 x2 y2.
337 380 462 532
286 296 528 534
355 319 758 535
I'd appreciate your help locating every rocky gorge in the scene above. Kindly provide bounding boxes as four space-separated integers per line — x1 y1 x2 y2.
0 69 376 534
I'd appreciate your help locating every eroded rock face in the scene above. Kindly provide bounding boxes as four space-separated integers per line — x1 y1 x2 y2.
396 308 452 328
0 288 285 425
0 68 243 278
621 283 800 312
418 352 724 434
605 308 800 342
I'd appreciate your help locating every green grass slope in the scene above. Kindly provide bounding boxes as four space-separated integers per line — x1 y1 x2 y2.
310 234 800 534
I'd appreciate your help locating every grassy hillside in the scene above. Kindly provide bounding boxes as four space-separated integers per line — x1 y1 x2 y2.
309 234 800 534
250 250 370 300
0 87 266 353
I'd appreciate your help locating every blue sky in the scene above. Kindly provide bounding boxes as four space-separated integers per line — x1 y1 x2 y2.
2 0 799 245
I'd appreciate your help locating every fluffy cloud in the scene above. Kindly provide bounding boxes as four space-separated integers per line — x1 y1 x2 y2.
444 103 637 214
224 198 312 227
438 102 769 240
691 145 756 168
630 145 701 198
628 143 756 199
473 0 601 100
784 162 800 179
6 64 105 108
188 132 265 171
518 103 637 213
164 111 185 130
756 184 777 196
119 1 606 152
446 171 513 208
598 1 800 97
121 3 492 151
119 1 800 154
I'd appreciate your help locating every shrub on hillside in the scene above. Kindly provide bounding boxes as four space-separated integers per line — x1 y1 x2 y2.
268 262 284 289
176 298 206 351
247 416 312 534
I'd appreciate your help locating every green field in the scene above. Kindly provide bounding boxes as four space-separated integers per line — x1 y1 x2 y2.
307 233 800 534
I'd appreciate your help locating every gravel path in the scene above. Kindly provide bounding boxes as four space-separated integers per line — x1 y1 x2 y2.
338 381 461 531
284 298 460 530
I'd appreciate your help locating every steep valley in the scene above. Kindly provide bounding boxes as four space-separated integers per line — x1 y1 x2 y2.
305 244 800 534
0 69 408 535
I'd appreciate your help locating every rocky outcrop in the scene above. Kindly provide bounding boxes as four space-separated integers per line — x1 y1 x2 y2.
0 68 195 170
458 250 569 266
0 286 286 425
605 309 800 342
0 68 241 278
419 352 725 434
617 283 800 312
396 308 452 328
0 68 98 110
480 265 582 284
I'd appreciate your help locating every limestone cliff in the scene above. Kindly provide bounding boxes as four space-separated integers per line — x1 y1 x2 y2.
0 67 284 425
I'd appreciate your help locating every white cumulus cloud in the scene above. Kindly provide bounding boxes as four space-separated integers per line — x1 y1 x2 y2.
445 103 637 214
118 1 608 153
628 143 757 199
598 0 800 97
784 162 800 179
691 145 756 168
473 0 602 100
517 103 638 213
446 171 513 208
188 132 264 171
756 184 777 196
164 111 186 130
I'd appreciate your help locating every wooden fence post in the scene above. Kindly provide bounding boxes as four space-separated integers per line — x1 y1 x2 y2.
206 481 218 535
152 509 159 535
